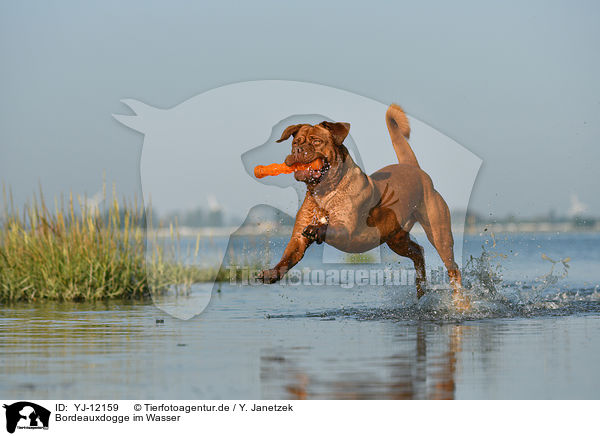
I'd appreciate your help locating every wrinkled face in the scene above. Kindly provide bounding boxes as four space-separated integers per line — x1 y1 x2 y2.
277 121 350 185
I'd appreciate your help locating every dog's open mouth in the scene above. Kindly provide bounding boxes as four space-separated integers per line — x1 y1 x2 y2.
294 158 330 183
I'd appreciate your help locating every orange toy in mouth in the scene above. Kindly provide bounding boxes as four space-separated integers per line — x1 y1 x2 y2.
254 159 324 179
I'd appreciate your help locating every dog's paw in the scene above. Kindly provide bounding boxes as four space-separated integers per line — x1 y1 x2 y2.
257 268 280 284
302 224 327 244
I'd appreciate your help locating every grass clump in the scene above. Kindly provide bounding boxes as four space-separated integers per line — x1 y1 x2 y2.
344 252 377 264
0 185 205 302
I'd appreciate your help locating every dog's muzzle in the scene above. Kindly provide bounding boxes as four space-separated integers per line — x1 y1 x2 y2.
293 158 329 183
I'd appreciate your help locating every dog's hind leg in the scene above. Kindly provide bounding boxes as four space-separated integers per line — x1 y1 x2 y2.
418 189 460 282
417 187 470 309
386 231 427 299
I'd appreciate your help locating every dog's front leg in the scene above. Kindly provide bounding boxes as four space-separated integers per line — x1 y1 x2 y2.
258 235 312 283
303 222 355 248
258 193 319 284
301 221 328 244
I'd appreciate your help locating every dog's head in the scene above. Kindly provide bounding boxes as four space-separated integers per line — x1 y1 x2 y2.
277 121 351 186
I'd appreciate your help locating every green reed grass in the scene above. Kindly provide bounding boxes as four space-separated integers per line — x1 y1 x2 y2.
0 185 260 302
344 252 377 264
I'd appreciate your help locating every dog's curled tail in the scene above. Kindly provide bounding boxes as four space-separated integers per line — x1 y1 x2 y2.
386 104 420 168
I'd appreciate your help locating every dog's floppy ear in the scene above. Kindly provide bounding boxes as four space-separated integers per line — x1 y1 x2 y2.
276 124 307 143
320 121 350 145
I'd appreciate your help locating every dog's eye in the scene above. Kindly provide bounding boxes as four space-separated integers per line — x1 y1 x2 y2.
312 139 322 145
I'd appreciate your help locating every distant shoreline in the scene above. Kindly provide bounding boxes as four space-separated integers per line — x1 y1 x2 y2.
149 222 600 238
464 221 600 234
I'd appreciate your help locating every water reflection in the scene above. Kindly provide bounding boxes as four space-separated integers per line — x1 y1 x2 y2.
0 301 176 399
1 293 599 399
261 323 467 400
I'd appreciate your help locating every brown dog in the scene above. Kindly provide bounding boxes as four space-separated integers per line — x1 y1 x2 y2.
258 104 465 303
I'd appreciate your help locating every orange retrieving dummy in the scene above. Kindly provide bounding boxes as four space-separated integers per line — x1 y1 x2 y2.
254 159 323 179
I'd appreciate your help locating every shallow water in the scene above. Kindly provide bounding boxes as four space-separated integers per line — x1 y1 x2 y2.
1 232 600 399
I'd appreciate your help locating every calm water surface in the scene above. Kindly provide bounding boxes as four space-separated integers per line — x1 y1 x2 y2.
1 233 600 399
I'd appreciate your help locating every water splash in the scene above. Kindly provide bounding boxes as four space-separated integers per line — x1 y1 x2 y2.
265 238 593 322
462 234 505 296
532 254 570 292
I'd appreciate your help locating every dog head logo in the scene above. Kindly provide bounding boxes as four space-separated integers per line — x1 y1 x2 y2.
113 80 481 319
3 402 50 434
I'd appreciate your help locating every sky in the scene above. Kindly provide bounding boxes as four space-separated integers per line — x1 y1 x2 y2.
1 0 599 218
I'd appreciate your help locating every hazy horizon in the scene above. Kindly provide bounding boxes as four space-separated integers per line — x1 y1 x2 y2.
1 1 599 218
